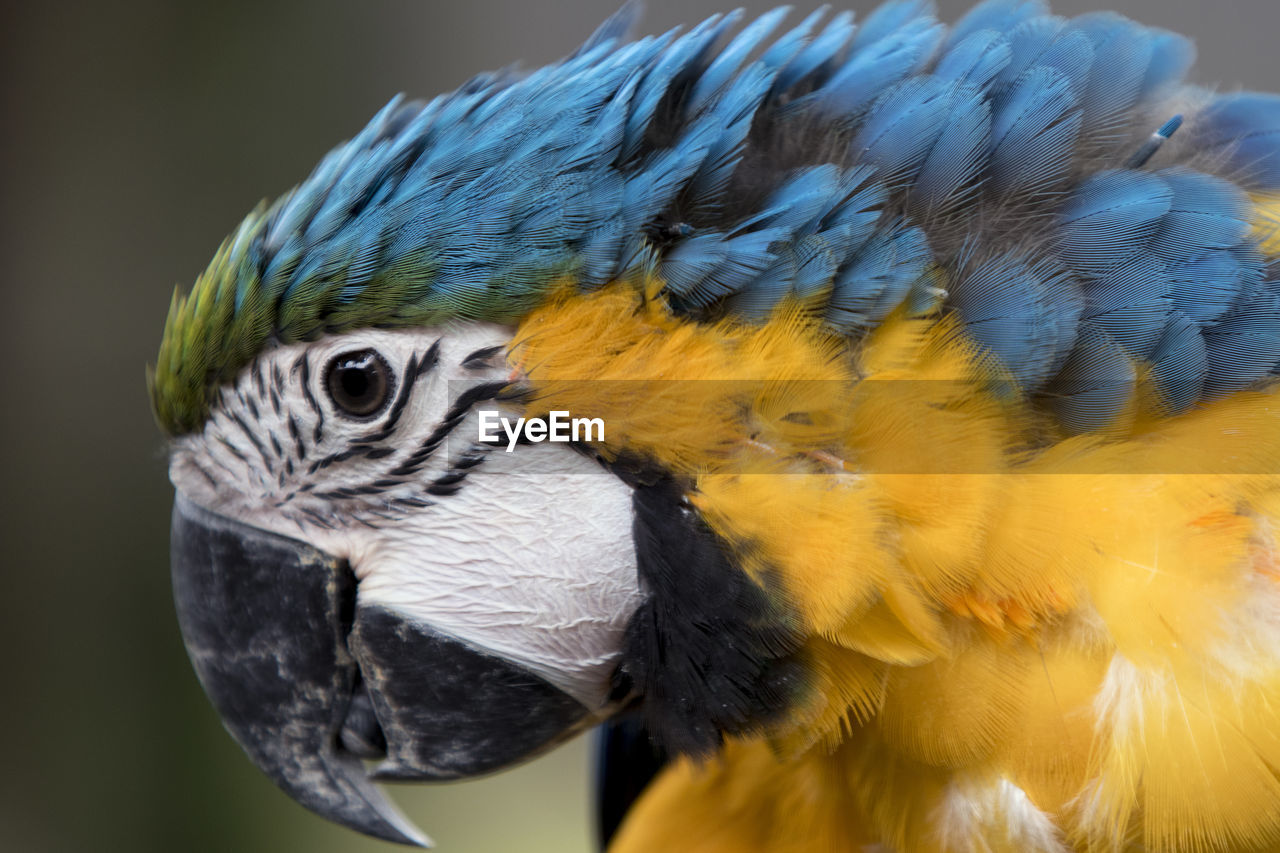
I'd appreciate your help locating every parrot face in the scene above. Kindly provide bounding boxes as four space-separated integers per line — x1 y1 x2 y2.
167 325 644 844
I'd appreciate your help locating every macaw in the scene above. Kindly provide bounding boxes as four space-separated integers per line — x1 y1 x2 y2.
150 1 1280 850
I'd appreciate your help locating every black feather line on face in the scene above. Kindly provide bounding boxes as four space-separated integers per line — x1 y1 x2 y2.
609 468 806 758
460 344 504 370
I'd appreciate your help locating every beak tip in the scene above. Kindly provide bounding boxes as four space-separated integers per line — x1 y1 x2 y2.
344 766 434 848
362 815 433 849
376 810 433 849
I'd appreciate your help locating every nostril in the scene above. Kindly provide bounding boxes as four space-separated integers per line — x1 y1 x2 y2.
341 674 388 759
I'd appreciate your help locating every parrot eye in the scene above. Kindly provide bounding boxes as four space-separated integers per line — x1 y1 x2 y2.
325 349 394 418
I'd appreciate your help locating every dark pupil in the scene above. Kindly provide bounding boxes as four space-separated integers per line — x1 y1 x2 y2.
340 365 371 399
327 350 389 417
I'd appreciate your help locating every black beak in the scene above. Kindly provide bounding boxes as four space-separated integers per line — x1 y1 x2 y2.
170 495 593 846
170 496 429 846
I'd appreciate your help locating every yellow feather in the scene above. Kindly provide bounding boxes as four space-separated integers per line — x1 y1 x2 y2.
1253 193 1280 256
510 283 852 474
879 630 1030 768
512 284 1280 853
1074 657 1280 852
608 741 872 853
997 630 1110 818
775 638 889 755
692 470 892 637
833 589 946 667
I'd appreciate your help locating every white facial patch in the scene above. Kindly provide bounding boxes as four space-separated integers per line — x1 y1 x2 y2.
169 324 644 710
356 440 640 707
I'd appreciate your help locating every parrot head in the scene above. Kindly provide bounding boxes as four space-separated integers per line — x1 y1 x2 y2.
152 0 1280 849
162 326 641 845
151 12 809 844
158 293 803 845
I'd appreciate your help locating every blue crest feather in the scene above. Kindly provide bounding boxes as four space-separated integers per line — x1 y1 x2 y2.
1202 280 1280 396
1148 311 1208 414
947 249 1083 388
854 77 958 187
987 67 1082 199
826 223 931 332
1070 14 1155 134
1043 323 1136 432
1196 93 1280 190
154 0 1280 436
1056 171 1173 275
945 0 1047 51
1079 253 1169 358
995 17 1094 97
909 86 991 221
934 30 1011 90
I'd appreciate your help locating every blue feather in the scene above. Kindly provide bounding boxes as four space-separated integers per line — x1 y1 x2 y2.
1140 29 1195 96
301 98 418 248
259 233 305 299
909 85 991 219
661 228 789 307
620 19 723 161
721 264 792 319
727 235 841 318
685 64 780 205
825 224 931 332
556 78 634 177
994 17 1094 97
818 167 887 249
1148 311 1207 414
774 11 856 93
1202 281 1280 396
688 8 785 113
576 209 626 285
945 250 1083 388
853 77 956 186
571 0 641 58
733 169 888 321
1227 245 1269 309
945 0 1047 52
1081 253 1171 359
1070 14 1155 134
1196 93 1280 190
758 8 826 77
791 238 842 300
759 166 848 234
1147 168 1252 262
1056 170 1173 275
720 167 885 319
213 1 1280 427
851 0 938 52
1167 249 1257 327
987 67 1081 198
803 17 944 121
934 30 1011 90
617 119 717 240
655 234 730 303
1043 324 1136 433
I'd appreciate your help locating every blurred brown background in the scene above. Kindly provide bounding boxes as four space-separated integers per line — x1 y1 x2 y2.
3 1 1276 851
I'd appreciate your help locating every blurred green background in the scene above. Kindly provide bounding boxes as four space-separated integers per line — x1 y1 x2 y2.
3 1 1277 851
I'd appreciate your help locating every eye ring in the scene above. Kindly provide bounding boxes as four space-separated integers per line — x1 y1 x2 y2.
324 349 395 419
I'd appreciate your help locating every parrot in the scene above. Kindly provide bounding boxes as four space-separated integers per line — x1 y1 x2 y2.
149 1 1280 851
